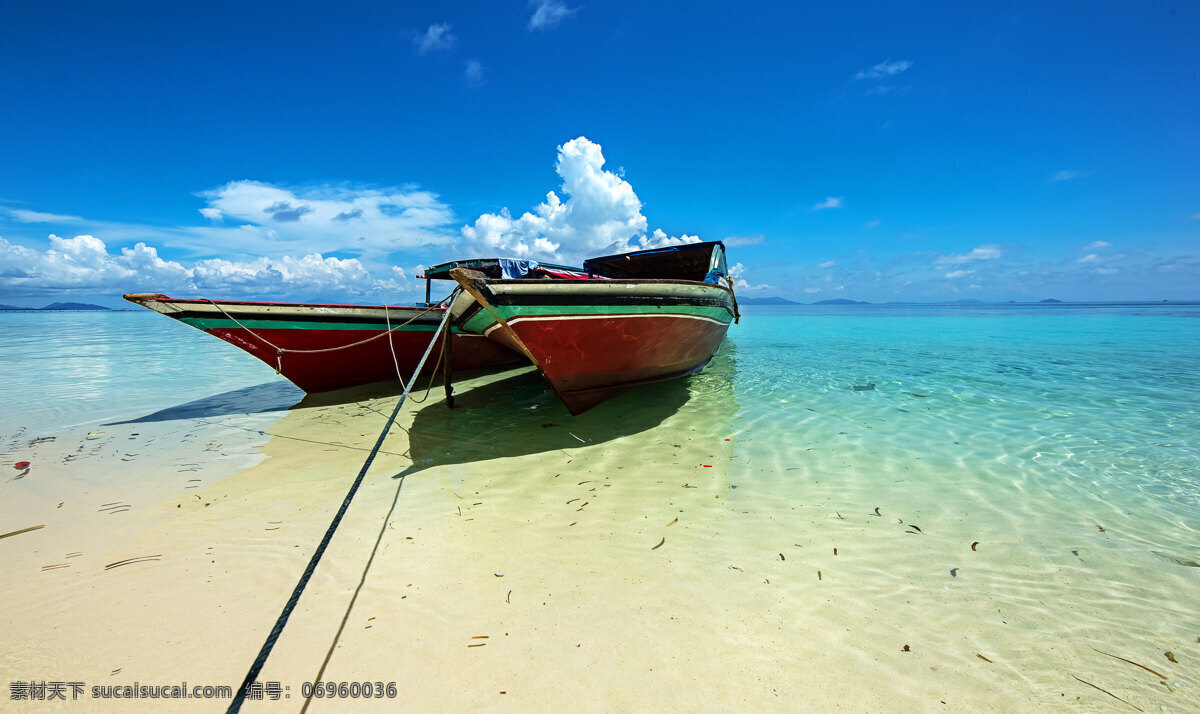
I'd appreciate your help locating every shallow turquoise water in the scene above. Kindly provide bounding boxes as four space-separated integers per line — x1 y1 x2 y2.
707 304 1199 702
729 304 1200 515
1 311 299 436
4 306 1198 511
6 304 1196 534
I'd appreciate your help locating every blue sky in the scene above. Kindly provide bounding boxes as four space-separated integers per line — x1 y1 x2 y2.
1 0 1197 306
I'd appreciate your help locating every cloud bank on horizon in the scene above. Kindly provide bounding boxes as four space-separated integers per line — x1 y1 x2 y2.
0 137 711 302
0 234 405 300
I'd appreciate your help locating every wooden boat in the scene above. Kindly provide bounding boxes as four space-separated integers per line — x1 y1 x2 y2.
443 241 738 414
121 294 525 393
124 244 737 410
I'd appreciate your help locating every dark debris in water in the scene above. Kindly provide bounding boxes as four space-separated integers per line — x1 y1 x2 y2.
1152 550 1200 568
1069 675 1141 711
1090 646 1167 681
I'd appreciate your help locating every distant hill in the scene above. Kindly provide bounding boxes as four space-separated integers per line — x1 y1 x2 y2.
738 296 802 305
1038 299 1063 304
0 304 30 310
813 298 870 305
40 302 111 311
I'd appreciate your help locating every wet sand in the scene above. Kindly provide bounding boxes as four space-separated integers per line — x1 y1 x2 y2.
2 363 1196 712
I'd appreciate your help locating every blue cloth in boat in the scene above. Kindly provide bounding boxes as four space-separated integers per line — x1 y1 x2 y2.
703 269 726 284
499 259 539 279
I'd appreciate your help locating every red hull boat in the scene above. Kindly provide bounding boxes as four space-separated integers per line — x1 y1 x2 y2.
125 243 738 413
122 294 524 393
445 241 738 414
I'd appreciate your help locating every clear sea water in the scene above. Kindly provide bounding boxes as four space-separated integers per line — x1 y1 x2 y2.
6 304 1196 546
1 310 301 437
5 305 1198 517
2 304 1197 707
728 303 1200 522
4 305 1198 506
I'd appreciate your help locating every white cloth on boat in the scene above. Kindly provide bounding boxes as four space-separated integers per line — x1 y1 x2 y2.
499 259 539 279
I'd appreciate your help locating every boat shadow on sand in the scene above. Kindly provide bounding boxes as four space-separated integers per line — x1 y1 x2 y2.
107 345 737 473
401 368 693 471
104 381 304 425
101 364 533 426
402 343 739 471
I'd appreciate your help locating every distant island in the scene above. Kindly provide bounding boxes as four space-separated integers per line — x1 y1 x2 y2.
0 302 112 311
813 298 870 305
738 296 802 305
1038 299 1063 303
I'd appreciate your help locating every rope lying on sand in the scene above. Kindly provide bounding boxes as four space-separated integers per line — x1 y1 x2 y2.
225 294 457 714
204 289 458 375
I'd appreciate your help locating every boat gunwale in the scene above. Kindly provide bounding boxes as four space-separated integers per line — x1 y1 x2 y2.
123 293 448 313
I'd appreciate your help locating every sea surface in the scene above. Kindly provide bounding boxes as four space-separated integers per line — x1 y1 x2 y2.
5 304 1198 517
5 303 1198 527
2 310 302 437
2 304 1198 707
7 303 1197 455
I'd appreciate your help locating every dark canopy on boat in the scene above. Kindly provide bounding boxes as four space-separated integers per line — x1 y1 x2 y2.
423 241 727 284
583 241 727 282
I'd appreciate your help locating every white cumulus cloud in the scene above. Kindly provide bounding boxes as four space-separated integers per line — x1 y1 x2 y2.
414 23 456 55
727 262 770 293
1049 169 1089 182
7 209 85 223
854 60 913 80
464 60 485 86
812 196 843 210
528 1 577 31
722 234 764 247
2 138 720 302
461 136 699 265
934 244 1003 267
0 234 410 301
193 180 456 259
